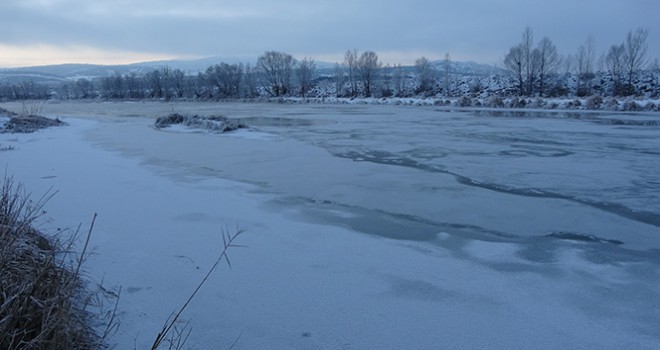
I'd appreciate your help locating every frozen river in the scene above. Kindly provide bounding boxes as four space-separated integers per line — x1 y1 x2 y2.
2 101 659 349
89 103 660 248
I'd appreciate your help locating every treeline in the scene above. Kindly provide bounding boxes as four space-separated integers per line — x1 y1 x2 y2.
503 27 656 97
0 28 659 102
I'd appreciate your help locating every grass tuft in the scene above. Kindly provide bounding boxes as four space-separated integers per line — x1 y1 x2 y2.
0 175 118 349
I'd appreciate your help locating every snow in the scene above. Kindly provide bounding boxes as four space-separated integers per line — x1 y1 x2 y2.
1 101 659 349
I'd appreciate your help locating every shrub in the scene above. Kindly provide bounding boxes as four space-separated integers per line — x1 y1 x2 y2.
585 95 603 110
605 98 620 110
486 96 504 108
532 98 546 108
508 97 526 108
457 96 472 107
622 100 642 111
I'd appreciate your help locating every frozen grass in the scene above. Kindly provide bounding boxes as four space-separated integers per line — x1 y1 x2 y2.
0 175 118 350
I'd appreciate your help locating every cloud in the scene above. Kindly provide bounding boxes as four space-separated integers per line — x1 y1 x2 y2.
0 43 181 67
1 0 659 67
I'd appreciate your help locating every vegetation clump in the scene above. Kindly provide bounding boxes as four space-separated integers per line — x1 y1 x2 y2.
0 177 117 350
154 113 247 133
1 108 65 134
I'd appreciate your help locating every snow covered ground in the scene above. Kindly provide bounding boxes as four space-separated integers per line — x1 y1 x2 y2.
1 101 659 349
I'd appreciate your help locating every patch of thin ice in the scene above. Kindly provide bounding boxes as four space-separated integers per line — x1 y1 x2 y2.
222 128 278 140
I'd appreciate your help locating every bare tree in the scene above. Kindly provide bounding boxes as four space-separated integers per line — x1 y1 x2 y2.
206 63 243 98
357 51 380 97
414 56 435 95
606 44 626 95
242 63 259 98
380 64 393 97
522 27 536 95
125 72 143 99
536 37 560 96
146 69 165 98
75 78 95 99
171 69 186 98
504 28 539 96
101 72 124 99
652 58 660 97
623 27 649 95
443 53 452 97
392 63 405 97
333 62 346 97
504 45 525 96
257 51 295 96
297 57 316 98
344 49 359 97
159 66 174 100
575 36 596 96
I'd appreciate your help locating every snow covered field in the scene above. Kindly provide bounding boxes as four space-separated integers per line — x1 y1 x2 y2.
1 101 659 349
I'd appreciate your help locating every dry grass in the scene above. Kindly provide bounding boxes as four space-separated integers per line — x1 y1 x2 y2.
0 175 118 349
151 228 244 350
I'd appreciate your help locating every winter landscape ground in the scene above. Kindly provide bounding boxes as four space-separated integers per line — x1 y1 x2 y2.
1 100 659 349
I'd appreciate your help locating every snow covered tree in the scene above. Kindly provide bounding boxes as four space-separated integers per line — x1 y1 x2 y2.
344 49 359 97
257 51 295 96
171 69 186 98
333 62 346 97
522 27 536 95
623 27 649 95
357 51 381 97
392 63 405 97
504 28 539 96
414 56 435 95
74 78 95 99
606 44 626 95
536 37 560 96
380 64 393 97
101 73 124 99
242 63 259 98
575 36 595 96
652 58 660 97
206 63 243 98
124 72 143 99
297 57 316 98
443 53 452 97
504 44 525 96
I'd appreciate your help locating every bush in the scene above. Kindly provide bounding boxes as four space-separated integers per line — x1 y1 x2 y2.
585 95 603 110
486 96 504 108
457 96 472 107
532 98 546 108
622 100 642 111
508 97 526 108
605 98 620 110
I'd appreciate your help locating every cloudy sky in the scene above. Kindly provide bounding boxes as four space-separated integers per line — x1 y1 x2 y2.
1 0 658 68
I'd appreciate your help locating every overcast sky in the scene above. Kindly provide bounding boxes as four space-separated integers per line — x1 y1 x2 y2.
1 0 659 68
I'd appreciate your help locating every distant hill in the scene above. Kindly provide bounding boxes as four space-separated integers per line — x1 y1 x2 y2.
0 57 506 85
431 60 507 76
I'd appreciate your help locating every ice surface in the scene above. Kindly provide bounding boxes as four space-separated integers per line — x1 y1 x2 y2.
1 101 659 349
